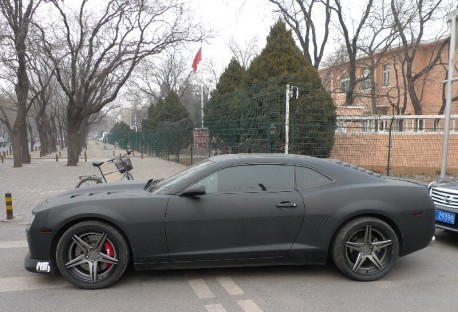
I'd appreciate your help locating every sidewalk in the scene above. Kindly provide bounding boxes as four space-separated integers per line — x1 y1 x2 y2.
0 141 186 224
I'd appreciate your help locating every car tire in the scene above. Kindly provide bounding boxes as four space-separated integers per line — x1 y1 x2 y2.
331 217 399 281
56 221 130 289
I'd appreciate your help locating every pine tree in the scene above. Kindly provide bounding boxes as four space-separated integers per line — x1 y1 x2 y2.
244 20 336 157
205 58 246 153
142 91 191 130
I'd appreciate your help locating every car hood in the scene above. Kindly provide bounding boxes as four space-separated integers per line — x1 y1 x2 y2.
46 180 148 205
428 177 458 189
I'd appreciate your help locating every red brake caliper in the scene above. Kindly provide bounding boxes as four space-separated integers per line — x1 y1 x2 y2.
104 241 114 269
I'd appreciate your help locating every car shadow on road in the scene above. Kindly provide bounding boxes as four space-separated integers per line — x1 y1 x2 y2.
433 229 458 247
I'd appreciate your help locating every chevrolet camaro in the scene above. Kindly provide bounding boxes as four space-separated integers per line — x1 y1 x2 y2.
25 154 435 289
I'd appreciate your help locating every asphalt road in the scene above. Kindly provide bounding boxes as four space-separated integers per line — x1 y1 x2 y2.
0 221 457 312
1 142 458 311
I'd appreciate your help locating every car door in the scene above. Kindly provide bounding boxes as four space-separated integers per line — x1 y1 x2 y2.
165 164 305 262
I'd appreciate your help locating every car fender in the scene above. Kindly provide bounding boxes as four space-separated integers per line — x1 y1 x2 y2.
47 198 170 264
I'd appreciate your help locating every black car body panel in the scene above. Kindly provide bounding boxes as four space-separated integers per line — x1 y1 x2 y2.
25 154 435 284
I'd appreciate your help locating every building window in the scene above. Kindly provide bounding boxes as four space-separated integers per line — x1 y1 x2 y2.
382 64 391 87
361 68 371 90
340 74 350 92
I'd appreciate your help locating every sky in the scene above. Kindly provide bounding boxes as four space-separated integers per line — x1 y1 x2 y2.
187 0 277 73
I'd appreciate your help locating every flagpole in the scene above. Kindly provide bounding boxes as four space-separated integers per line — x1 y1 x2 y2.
201 83 204 128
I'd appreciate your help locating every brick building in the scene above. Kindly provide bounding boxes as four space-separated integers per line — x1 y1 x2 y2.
319 39 458 118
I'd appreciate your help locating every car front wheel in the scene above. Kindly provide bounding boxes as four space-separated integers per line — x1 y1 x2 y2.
331 217 399 281
56 221 129 289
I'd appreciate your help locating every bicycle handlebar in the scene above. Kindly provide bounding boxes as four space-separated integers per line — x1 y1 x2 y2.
105 149 133 163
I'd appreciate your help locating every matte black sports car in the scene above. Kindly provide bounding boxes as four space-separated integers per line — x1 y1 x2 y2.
25 154 435 289
428 177 458 231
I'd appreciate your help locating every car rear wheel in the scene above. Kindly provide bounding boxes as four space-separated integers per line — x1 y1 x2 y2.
56 221 129 289
331 217 399 281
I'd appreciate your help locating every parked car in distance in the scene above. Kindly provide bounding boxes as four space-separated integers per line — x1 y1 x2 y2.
25 154 436 289
428 177 458 231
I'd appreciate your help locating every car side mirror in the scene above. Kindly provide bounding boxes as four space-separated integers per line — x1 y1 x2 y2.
180 184 206 197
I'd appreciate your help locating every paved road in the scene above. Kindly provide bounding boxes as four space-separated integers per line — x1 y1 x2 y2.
1 142 458 311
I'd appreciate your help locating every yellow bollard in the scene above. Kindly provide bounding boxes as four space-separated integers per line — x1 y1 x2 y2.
113 151 115 157
84 151 87 162
56 153 59 161
141 153 143 159
5 193 13 220
59 151 61 158
132 151 135 157
1 155 3 163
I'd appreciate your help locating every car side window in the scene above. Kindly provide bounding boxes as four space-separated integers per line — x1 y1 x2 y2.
295 166 333 190
197 164 295 194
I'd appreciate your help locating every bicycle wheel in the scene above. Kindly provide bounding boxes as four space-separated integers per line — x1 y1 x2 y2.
76 176 103 188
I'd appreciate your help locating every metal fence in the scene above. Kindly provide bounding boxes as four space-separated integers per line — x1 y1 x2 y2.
106 87 457 178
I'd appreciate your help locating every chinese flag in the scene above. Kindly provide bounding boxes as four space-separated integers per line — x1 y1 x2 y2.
192 47 202 73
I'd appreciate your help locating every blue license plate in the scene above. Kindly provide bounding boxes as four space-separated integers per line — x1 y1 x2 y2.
436 210 455 224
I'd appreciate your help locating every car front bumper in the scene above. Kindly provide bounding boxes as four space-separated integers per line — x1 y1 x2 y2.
24 252 55 274
434 204 458 232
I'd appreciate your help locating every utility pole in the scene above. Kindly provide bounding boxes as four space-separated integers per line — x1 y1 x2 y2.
440 7 458 179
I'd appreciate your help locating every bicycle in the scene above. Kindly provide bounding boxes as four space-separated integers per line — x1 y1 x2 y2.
75 150 134 188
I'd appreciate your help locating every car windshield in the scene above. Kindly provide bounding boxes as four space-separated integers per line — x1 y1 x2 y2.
150 159 214 194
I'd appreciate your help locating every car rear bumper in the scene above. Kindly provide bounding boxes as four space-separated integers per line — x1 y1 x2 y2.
24 252 55 274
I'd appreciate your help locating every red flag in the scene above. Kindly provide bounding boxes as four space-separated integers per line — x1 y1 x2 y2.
192 47 202 73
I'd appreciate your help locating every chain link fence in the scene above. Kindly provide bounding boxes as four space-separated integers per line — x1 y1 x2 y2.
106 86 457 178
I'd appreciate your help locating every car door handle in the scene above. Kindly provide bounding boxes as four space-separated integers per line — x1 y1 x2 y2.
276 201 297 208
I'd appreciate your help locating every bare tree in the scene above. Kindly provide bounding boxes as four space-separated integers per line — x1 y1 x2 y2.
36 0 204 165
268 0 331 69
329 0 374 106
0 95 13 139
357 0 397 113
227 37 258 69
28 51 57 155
0 0 42 167
130 48 195 102
390 0 451 115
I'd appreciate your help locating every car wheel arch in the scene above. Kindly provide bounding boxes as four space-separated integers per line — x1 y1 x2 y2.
327 213 403 257
50 217 134 269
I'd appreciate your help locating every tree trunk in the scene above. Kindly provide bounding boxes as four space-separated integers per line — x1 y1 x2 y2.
37 116 49 155
21 125 30 163
66 118 82 166
407 76 422 115
11 115 23 168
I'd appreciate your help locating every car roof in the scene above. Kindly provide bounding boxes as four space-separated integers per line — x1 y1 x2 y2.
208 153 313 164
208 153 381 178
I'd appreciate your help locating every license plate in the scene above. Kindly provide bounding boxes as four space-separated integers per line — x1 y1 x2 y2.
436 210 455 224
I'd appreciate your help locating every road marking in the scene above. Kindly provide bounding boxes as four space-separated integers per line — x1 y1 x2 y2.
0 276 71 293
188 279 215 299
217 276 244 296
238 300 263 312
0 240 28 249
205 303 227 312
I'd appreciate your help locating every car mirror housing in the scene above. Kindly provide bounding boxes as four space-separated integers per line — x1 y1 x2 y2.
180 184 206 197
